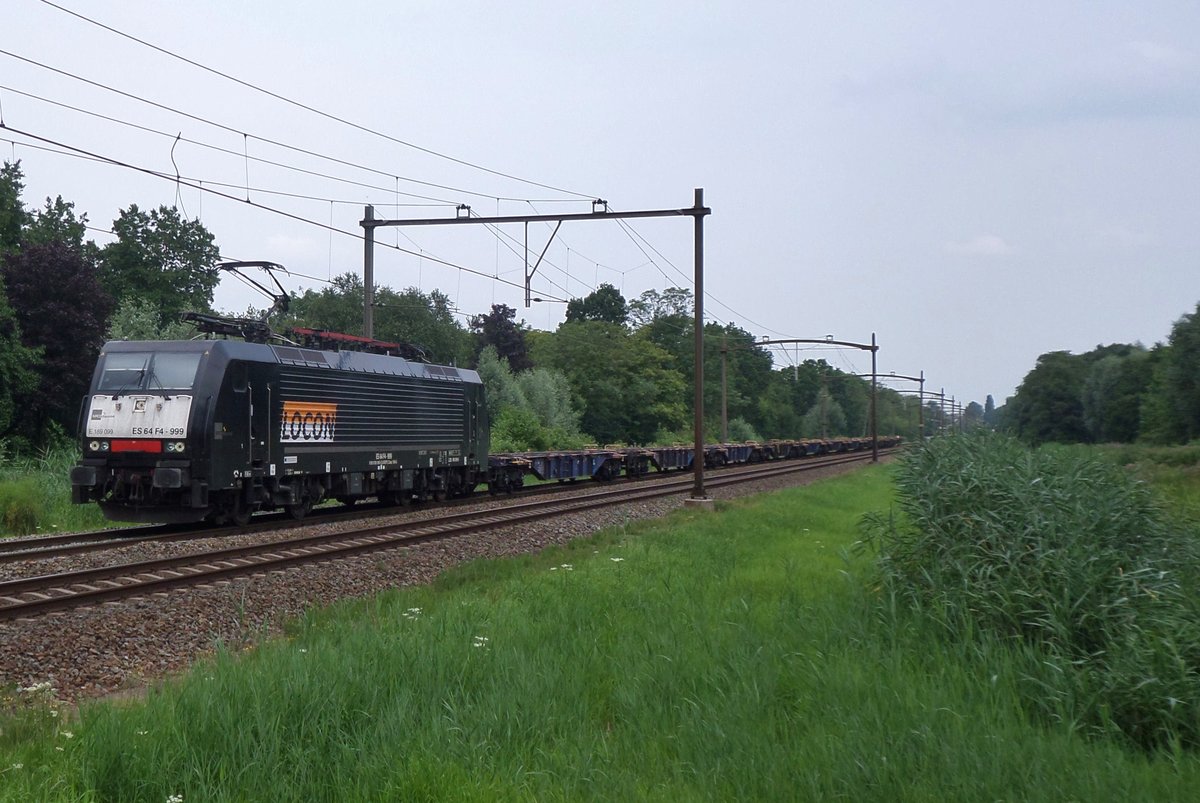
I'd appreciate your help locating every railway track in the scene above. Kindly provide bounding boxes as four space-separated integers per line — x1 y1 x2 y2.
0 450 882 621
0 477 598 564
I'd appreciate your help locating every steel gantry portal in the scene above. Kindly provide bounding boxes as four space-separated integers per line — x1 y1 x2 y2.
360 190 714 501
758 335 880 462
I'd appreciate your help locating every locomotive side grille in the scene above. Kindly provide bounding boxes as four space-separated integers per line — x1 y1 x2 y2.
278 368 466 445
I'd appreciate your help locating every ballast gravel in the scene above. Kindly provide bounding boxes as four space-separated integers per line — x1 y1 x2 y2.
0 461 870 704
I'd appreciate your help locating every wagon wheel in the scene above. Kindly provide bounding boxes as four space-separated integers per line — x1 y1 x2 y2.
230 500 252 527
288 497 313 520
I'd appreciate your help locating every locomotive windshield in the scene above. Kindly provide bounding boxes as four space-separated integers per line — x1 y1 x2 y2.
97 352 203 393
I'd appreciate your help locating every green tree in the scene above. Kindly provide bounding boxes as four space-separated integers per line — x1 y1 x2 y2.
475 345 527 425
709 324 774 436
1005 351 1090 445
1160 304 1200 442
283 273 364 335
565 283 627 325
99 204 220 324
533 320 686 444
1138 346 1179 444
475 346 584 451
107 297 196 341
0 161 29 255
374 287 472 365
628 286 691 328
983 395 998 427
1 240 113 443
963 401 985 429
875 387 915 438
801 388 846 438
470 304 531 371
1081 350 1151 443
828 373 870 436
0 275 41 436
25 195 91 252
755 372 805 439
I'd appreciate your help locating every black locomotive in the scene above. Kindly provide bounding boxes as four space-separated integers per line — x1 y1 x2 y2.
70 334 489 524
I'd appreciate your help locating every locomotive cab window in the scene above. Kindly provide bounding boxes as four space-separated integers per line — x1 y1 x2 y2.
98 352 203 392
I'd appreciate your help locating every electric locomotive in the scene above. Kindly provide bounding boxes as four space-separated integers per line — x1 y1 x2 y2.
70 334 489 524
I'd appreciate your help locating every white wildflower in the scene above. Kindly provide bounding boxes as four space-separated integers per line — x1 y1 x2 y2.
136 730 149 736
473 636 489 648
167 795 184 803
610 557 624 562
10 763 23 770
61 731 73 739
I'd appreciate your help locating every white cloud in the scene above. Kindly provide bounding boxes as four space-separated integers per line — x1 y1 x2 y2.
943 234 1012 256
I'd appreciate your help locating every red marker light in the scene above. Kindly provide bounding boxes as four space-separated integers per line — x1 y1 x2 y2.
110 439 163 453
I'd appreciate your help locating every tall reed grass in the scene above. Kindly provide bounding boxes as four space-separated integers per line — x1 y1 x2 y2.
0 442 109 536
861 432 1200 750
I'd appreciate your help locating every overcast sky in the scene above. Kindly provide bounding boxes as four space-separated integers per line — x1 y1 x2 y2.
3 1 1197 407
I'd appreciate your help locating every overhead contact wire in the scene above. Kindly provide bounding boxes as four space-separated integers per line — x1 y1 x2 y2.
0 123 566 302
0 52 564 206
36 0 598 200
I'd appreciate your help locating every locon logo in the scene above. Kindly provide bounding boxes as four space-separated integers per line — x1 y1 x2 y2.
280 401 337 443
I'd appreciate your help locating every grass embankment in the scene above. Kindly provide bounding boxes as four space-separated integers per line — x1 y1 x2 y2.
2 460 1199 800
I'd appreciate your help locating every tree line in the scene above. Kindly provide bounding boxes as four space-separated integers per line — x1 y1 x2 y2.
999 304 1200 445
0 161 924 454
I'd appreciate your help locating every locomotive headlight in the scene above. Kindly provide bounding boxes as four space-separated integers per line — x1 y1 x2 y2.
99 441 110 452
164 442 175 453
174 441 186 453
88 440 101 452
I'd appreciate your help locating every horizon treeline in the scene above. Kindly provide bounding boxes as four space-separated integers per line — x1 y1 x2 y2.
1000 302 1200 446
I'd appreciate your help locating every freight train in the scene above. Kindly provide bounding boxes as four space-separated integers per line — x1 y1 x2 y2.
70 322 896 526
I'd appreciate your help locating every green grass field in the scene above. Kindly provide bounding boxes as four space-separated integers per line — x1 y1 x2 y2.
2 455 1200 800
